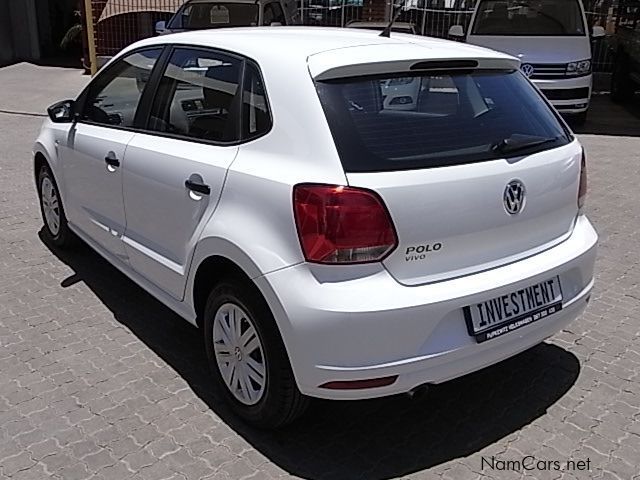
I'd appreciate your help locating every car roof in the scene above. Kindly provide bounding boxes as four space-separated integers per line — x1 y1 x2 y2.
121 27 519 77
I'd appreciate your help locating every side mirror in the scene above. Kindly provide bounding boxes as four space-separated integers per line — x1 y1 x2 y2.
47 100 76 123
448 25 465 38
155 20 167 35
591 25 605 39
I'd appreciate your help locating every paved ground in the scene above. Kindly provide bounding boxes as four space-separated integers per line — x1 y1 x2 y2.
1 63 640 480
0 63 89 116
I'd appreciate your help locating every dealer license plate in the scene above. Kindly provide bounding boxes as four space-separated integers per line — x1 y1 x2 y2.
464 277 563 343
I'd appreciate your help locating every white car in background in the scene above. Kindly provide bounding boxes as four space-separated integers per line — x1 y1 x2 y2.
35 27 597 427
450 0 606 125
155 0 299 34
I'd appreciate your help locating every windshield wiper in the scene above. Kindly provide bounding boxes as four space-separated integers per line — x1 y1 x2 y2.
491 134 560 155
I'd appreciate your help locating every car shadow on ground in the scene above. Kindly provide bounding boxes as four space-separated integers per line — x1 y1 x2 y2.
570 94 640 137
42 234 581 480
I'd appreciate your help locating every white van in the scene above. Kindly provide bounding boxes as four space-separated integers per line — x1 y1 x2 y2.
450 0 605 124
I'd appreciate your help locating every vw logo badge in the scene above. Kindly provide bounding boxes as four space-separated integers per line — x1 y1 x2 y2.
521 64 535 78
504 180 526 215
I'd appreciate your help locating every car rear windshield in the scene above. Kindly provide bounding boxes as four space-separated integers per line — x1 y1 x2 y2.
315 69 571 172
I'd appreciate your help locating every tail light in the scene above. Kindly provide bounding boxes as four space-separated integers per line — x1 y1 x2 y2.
578 149 587 210
293 184 398 264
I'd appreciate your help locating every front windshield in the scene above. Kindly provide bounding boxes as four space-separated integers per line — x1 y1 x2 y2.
472 0 586 36
168 3 260 29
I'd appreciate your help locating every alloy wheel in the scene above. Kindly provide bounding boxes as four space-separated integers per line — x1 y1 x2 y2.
41 177 60 236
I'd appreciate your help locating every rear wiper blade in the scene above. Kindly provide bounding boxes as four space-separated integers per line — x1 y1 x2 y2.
492 134 559 155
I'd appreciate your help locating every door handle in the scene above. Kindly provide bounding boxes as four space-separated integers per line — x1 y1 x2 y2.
185 176 211 195
104 152 120 168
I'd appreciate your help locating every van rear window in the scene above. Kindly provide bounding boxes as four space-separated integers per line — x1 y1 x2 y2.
315 70 571 172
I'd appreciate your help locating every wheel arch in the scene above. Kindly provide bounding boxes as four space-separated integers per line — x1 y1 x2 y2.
188 236 278 325
191 254 255 329
189 247 305 404
34 151 48 185
33 140 65 201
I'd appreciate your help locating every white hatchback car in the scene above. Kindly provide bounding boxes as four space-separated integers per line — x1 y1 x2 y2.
35 27 597 427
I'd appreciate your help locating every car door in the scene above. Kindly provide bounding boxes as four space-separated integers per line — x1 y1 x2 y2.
121 47 252 300
61 48 163 262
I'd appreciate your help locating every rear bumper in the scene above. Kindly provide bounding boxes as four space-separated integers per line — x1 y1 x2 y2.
256 215 597 400
534 75 593 114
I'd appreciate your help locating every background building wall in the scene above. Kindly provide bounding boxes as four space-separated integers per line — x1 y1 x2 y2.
0 0 15 65
0 0 41 65
0 0 79 66
7 0 41 61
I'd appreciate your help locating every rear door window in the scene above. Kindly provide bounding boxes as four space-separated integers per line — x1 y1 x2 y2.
316 70 571 172
147 48 242 143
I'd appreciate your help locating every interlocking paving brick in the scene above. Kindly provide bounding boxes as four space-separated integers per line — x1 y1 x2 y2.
13 427 45 448
108 437 140 460
220 459 258 479
176 458 214 480
82 448 118 473
1 451 36 476
1 73 640 480
9 462 48 480
40 451 75 475
122 448 157 471
56 462 91 480
69 438 102 459
27 438 60 461
96 459 136 479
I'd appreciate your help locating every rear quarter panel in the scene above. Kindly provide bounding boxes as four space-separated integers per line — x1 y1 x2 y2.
187 50 346 296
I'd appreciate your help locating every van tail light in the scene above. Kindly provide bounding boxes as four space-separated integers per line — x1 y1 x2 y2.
293 184 398 264
578 149 587 210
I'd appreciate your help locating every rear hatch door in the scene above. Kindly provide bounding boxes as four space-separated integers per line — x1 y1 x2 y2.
347 143 581 286
314 58 580 286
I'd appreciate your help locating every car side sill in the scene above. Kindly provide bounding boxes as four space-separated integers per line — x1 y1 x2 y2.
67 222 198 326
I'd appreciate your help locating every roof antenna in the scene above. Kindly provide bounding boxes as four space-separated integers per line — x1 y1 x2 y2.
380 0 407 37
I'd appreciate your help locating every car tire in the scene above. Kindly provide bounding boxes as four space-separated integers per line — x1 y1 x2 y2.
37 164 76 248
203 277 308 428
611 57 635 103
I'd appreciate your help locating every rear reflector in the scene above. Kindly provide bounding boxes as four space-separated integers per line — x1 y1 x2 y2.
293 184 398 264
578 149 587 210
319 376 398 390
